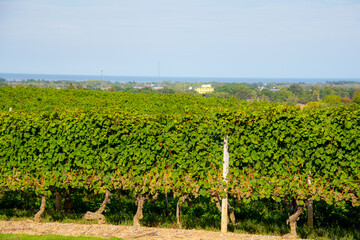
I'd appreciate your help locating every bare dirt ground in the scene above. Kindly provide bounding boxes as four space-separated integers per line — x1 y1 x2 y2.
0 220 302 240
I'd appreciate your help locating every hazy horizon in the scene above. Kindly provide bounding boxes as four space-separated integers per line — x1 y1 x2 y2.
2 72 360 84
3 71 360 80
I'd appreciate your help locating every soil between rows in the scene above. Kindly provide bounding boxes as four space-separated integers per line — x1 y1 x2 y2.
0 220 303 240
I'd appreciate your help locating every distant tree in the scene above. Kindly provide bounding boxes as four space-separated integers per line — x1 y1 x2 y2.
312 90 320 101
348 87 357 99
68 83 75 89
214 84 255 100
288 84 303 95
123 87 133 92
86 82 99 90
131 87 153 94
276 89 293 102
336 88 349 98
158 87 176 94
111 85 123 91
0 77 6 86
77 83 83 90
235 90 254 100
343 96 351 104
323 95 348 106
259 89 275 102
258 94 270 102
320 87 337 99
286 95 299 104
352 90 360 104
184 89 198 95
209 92 231 99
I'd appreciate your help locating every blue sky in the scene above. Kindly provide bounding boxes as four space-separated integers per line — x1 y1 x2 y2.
0 0 359 78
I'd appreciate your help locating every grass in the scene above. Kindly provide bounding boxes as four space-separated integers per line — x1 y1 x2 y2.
0 191 359 240
0 233 122 240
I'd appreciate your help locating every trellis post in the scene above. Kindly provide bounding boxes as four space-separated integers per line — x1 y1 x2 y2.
221 135 229 233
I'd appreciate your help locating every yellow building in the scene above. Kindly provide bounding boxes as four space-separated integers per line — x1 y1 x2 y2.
195 84 214 94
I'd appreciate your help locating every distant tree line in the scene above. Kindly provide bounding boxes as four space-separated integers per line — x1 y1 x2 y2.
207 82 360 105
2 77 360 105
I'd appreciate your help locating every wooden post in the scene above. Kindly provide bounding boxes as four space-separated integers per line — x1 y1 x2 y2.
221 135 229 233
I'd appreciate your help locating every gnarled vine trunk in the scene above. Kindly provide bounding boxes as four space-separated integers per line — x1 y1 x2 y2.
34 195 46 223
215 199 236 225
228 202 236 225
116 189 126 214
287 205 304 237
307 200 314 230
21 191 28 210
133 194 148 227
165 191 170 217
176 200 181 229
283 198 304 238
84 189 112 224
55 191 62 212
64 188 73 213
176 196 188 229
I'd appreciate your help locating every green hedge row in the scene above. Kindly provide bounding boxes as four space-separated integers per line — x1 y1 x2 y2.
1 100 359 209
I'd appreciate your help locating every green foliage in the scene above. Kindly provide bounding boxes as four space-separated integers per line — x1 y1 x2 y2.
0 87 359 226
306 101 325 109
323 95 348 106
288 84 303 95
353 90 360 104
212 84 256 100
0 86 243 114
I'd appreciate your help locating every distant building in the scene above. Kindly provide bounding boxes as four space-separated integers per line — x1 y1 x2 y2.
152 86 164 90
195 84 214 94
270 87 280 92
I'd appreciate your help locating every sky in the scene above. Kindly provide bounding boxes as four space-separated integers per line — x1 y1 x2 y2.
0 0 360 78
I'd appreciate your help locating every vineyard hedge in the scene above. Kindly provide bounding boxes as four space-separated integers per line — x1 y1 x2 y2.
0 87 359 211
